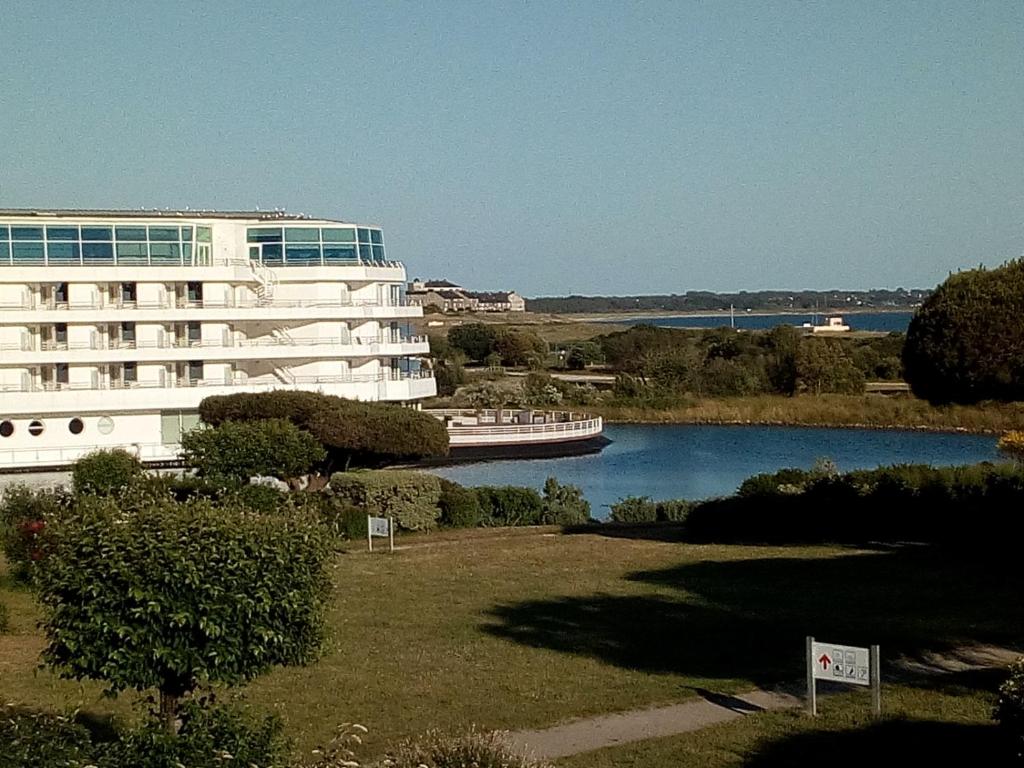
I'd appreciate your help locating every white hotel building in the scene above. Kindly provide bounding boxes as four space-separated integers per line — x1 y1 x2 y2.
0 209 435 470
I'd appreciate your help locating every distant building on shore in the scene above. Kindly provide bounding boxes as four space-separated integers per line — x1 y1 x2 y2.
406 279 525 313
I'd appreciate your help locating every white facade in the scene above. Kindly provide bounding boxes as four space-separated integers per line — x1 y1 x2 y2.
0 210 435 469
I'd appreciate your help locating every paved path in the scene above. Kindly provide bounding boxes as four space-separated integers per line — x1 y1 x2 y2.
508 688 801 760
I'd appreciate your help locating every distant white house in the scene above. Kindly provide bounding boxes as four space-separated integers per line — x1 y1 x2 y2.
406 279 525 312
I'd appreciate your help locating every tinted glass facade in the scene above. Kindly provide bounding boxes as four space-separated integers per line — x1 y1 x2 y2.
246 226 385 266
0 224 194 266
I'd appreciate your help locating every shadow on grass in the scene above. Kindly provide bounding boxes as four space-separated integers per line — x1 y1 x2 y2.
743 719 1007 767
483 547 1024 689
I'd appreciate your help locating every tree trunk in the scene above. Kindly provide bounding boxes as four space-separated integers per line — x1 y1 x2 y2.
159 689 180 735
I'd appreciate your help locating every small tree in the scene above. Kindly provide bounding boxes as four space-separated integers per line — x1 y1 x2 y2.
180 418 325 485
540 477 590 525
35 495 334 734
448 323 500 362
71 448 145 496
795 338 865 394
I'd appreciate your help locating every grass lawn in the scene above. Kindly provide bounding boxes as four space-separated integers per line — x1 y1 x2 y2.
1 526 1019 762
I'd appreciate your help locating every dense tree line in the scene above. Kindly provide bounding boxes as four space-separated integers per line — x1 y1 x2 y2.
527 289 928 314
904 260 1024 404
596 325 903 401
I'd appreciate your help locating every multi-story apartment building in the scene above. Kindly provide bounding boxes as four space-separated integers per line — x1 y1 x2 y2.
0 209 435 470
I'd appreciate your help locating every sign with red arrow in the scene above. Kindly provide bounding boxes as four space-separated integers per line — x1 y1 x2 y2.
810 640 870 686
818 653 832 670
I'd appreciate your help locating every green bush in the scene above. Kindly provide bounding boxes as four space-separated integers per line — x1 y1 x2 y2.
474 486 544 526
110 699 288 768
329 470 442 531
72 449 145 497
199 391 449 468
540 477 591 525
0 705 100 768
609 496 658 523
314 493 369 540
0 485 69 581
381 727 553 768
438 478 482 528
655 499 691 522
180 418 325 484
996 657 1024 763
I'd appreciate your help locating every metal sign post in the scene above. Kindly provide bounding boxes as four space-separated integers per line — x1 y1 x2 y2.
367 516 395 553
806 637 880 717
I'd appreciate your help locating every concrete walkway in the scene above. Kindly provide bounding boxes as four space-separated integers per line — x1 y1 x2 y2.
508 689 801 760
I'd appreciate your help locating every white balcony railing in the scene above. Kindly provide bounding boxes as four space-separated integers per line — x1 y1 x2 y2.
0 296 417 312
0 335 429 353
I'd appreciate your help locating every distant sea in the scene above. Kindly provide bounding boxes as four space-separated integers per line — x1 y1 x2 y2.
605 310 914 333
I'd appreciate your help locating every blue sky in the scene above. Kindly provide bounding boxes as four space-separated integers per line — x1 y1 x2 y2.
2 1 1022 296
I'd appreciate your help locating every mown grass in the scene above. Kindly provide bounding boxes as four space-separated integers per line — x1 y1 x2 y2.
2 528 1020 762
556 683 1006 767
593 393 1024 434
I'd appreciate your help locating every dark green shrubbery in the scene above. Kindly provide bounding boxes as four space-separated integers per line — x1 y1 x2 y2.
686 462 1024 546
199 391 449 469
329 470 442 531
996 658 1024 763
0 601 8 634
180 418 325 485
474 485 545 526
72 448 145 497
438 478 483 528
609 496 690 523
539 477 591 525
0 705 99 768
0 485 69 581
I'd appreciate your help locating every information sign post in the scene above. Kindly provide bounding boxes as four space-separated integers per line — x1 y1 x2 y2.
367 516 395 553
806 636 880 717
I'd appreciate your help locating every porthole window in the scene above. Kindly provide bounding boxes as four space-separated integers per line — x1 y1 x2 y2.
97 416 114 435
68 418 85 435
28 420 44 437
0 420 13 438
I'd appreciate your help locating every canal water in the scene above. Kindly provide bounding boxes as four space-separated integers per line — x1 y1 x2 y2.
429 424 999 517
607 311 913 333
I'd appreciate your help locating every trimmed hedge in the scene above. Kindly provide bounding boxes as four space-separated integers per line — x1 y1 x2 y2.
72 448 145 497
686 462 1024 545
180 418 325 484
609 496 690 523
438 478 483 528
329 470 442 531
474 486 544 526
199 391 449 468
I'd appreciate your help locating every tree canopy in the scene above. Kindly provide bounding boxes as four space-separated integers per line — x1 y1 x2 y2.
180 418 325 484
35 495 334 731
903 260 1024 404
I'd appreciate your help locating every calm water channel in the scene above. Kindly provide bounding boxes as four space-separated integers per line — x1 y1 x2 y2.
430 424 999 517
608 311 913 333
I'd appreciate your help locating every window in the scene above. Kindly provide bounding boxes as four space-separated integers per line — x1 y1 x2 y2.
56 363 69 384
285 245 321 265
0 420 13 438
54 283 69 303
123 362 137 383
80 226 112 241
186 282 203 302
357 228 371 243
261 243 283 264
370 229 383 245
115 226 147 240
81 242 114 263
28 420 44 437
116 242 148 264
46 226 78 240
322 227 355 242
147 226 179 241
47 242 80 263
372 245 385 261
188 360 203 381
197 226 212 243
68 418 84 435
247 228 282 243
249 246 259 261
11 226 43 239
359 244 372 261
55 323 67 344
323 245 357 263
149 243 181 263
97 416 115 435
121 321 136 343
187 322 201 344
121 282 137 303
12 242 45 263
284 227 320 242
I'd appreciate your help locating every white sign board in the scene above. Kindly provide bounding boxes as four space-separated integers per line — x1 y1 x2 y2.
811 641 871 686
367 516 395 552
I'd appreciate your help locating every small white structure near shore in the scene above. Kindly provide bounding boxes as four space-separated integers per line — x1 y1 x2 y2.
803 315 851 333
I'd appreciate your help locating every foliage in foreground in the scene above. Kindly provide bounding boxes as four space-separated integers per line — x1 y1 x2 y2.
609 495 691 523
329 470 443 531
999 431 1024 464
34 495 334 728
904 259 1024 404
380 727 553 768
181 418 326 484
71 448 145 497
997 657 1024 763
0 484 69 581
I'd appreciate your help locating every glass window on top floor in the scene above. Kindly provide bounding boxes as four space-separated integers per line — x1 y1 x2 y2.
0 227 9 264
284 227 319 243
247 227 282 243
358 244 372 261
80 226 114 265
322 227 355 243
115 226 149 265
11 227 44 264
323 244 357 263
285 245 321 266
260 242 284 265
46 226 80 264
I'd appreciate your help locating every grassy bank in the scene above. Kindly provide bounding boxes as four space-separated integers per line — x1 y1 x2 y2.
592 394 1024 434
2 528 1019 762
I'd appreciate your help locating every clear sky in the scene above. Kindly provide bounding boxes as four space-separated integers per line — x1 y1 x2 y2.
2 1 1022 296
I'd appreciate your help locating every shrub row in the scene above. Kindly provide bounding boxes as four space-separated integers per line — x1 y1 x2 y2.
685 462 1024 545
609 496 691 523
